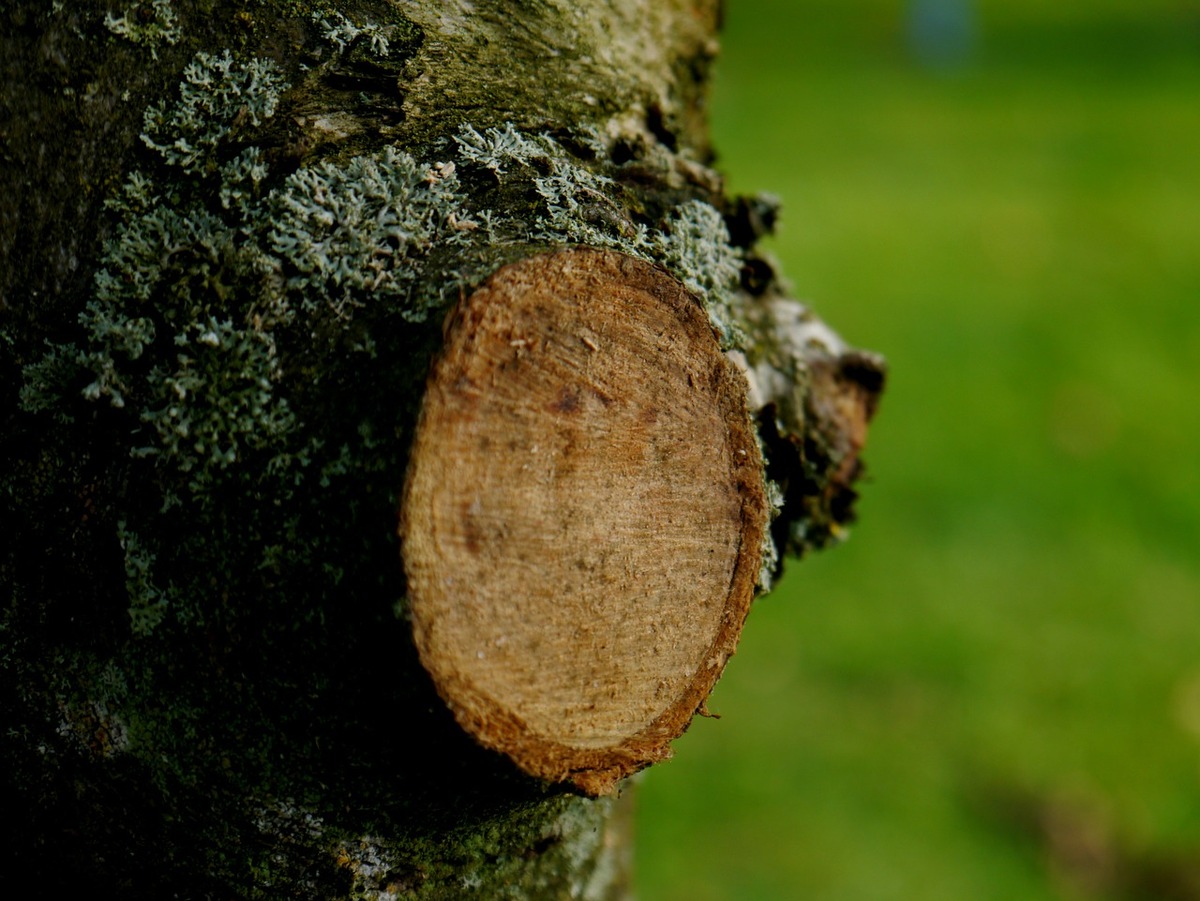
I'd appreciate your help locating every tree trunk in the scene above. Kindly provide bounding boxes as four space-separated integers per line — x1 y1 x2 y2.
0 1 883 897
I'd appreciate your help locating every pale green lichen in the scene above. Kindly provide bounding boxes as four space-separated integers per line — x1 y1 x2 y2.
21 51 299 509
218 147 270 215
652 200 744 345
531 154 650 249
104 0 180 59
137 318 296 486
454 123 554 177
314 10 394 57
757 478 785 592
141 51 286 175
19 343 80 424
451 123 744 347
269 148 473 321
76 165 295 502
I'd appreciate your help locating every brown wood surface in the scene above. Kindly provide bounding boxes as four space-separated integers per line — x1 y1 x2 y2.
400 248 768 794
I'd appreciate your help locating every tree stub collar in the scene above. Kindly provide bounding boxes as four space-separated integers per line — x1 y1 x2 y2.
400 248 768 795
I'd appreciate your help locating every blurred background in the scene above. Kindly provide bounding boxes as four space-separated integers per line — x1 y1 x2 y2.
635 1 1200 898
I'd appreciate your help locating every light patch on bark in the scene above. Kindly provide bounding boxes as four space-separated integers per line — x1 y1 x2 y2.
400 0 719 154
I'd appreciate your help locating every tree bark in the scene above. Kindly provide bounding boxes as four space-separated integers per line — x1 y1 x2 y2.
0 1 883 897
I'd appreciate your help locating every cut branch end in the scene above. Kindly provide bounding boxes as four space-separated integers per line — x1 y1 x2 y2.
400 248 768 794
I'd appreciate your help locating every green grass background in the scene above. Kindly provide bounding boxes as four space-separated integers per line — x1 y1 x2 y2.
635 2 1200 898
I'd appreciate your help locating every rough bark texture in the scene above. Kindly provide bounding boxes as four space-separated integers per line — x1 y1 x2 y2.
0 1 883 897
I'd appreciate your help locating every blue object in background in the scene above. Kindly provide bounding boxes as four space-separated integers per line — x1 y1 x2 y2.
907 0 978 67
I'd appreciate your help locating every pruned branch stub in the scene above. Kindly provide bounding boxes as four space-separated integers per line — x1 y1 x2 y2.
400 248 768 795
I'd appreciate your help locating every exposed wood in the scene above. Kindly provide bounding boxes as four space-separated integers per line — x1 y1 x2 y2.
402 248 768 795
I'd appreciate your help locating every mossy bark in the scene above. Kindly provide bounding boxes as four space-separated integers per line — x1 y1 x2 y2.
1 1 882 897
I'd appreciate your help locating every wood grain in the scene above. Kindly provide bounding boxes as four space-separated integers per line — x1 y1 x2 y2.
400 248 767 794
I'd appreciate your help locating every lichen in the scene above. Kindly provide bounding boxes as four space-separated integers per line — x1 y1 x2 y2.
758 475 787 595
18 343 79 424
454 123 554 177
104 0 181 59
313 10 395 58
528 145 650 249
450 123 745 347
651 200 744 345
117 519 174 636
240 791 621 900
268 148 473 321
141 50 286 175
74 170 294 505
